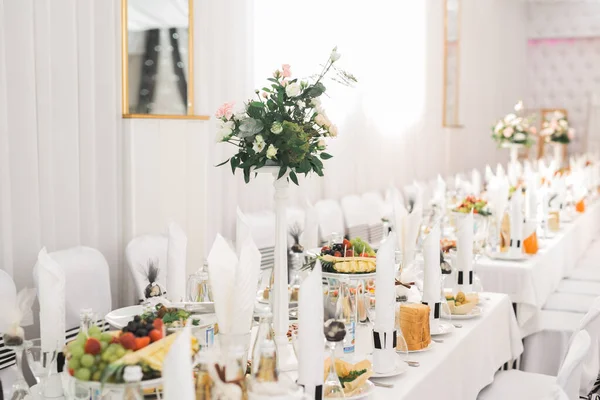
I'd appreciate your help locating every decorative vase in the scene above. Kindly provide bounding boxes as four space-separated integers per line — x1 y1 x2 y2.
553 143 564 168
501 142 524 166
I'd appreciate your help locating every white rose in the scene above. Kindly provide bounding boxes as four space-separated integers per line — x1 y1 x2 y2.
511 117 521 127
219 120 234 130
253 135 265 153
311 98 321 107
296 100 306 108
513 133 526 141
266 144 278 160
215 128 232 143
329 125 338 137
285 82 301 97
559 119 568 128
315 114 328 127
494 121 504 133
255 134 264 143
554 111 565 119
330 47 341 62
270 122 283 134
504 113 516 123
514 101 524 112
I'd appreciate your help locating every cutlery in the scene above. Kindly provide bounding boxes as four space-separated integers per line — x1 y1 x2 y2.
431 338 444 343
453 323 463 328
371 381 395 388
404 360 420 367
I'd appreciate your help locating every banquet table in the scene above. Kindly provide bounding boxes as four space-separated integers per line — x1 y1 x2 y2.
474 200 600 331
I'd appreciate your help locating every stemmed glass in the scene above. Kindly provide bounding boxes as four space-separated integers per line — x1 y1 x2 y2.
25 339 58 396
323 320 345 398
2 334 31 400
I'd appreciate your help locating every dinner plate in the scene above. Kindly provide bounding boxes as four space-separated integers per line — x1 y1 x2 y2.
337 380 375 400
430 321 455 336
402 340 436 353
104 305 145 329
370 354 408 378
444 306 482 320
487 251 530 261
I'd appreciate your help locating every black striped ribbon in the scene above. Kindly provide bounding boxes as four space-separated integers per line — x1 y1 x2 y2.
509 239 521 248
422 302 441 319
372 330 397 350
457 271 473 285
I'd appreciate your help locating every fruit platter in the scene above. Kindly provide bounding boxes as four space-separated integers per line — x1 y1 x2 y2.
63 322 199 389
313 238 377 277
452 196 492 216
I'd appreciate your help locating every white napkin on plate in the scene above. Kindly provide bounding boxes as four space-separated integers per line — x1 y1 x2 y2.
0 270 36 337
373 232 396 374
208 234 261 335
526 181 538 222
422 224 442 331
509 193 524 257
456 212 474 293
301 200 319 251
472 169 482 196
297 261 324 398
163 326 194 400
167 221 188 302
37 248 66 351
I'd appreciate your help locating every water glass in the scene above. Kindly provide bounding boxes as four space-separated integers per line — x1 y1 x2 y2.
25 339 58 396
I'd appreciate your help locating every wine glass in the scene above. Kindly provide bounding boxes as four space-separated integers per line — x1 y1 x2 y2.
323 320 346 398
2 334 31 400
25 339 58 396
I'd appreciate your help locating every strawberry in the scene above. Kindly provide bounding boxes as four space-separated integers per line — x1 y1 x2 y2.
69 368 75 376
111 336 120 344
321 246 331 254
360 252 368 258
153 318 164 332
134 336 151 350
333 251 342 257
119 332 136 350
149 329 163 343
342 239 352 250
84 338 101 355
345 249 354 257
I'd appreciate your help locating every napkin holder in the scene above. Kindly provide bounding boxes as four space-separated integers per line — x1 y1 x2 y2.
372 329 397 374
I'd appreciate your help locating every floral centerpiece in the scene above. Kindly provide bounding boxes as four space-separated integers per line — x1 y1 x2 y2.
215 47 356 184
540 111 575 144
491 101 536 147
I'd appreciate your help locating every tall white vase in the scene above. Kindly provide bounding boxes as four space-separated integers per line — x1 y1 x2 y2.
553 143 563 168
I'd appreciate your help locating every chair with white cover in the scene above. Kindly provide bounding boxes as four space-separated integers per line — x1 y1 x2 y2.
362 191 387 244
33 246 112 341
521 296 600 398
314 199 346 245
340 195 370 241
239 210 276 270
125 234 169 303
478 330 591 400
384 186 404 222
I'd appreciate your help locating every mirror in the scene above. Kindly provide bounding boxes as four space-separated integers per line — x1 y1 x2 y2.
538 108 569 159
122 0 207 119
442 0 461 127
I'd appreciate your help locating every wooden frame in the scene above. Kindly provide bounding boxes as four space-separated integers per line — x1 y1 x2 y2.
121 0 209 120
537 108 568 159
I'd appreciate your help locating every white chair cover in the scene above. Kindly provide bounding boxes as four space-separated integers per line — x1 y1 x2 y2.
240 210 276 270
479 330 591 400
314 199 345 244
33 246 112 333
340 194 370 240
362 191 386 244
544 292 597 314
126 234 169 302
557 279 600 296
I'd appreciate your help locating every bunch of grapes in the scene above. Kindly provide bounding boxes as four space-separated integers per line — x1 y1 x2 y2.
66 325 130 382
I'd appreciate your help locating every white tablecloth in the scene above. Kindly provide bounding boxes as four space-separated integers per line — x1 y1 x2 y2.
365 293 523 399
475 201 600 331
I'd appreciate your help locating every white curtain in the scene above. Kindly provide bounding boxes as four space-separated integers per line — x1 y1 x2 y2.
0 0 124 311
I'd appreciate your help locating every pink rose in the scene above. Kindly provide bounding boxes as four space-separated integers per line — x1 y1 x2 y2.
215 102 235 119
280 79 288 87
261 92 268 99
568 128 575 139
530 126 537 135
282 64 292 78
550 120 558 130
503 127 514 138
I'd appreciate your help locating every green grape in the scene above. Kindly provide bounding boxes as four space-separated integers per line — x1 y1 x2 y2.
107 344 121 353
68 357 81 370
75 368 91 382
101 351 112 362
70 345 84 359
80 354 95 368
95 355 102 363
90 333 102 341
92 371 102 382
100 341 108 352
97 362 107 372
88 325 102 336
100 333 113 342
115 346 126 358
108 354 120 363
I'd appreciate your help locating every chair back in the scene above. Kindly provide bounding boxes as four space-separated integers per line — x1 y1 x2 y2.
362 191 386 243
240 210 276 270
340 195 369 240
33 246 112 331
314 199 345 244
558 330 591 400
126 235 168 302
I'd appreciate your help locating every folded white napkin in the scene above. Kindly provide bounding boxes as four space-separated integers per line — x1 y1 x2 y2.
526 181 538 222
297 261 324 398
37 248 66 351
167 222 188 302
487 177 509 229
485 165 495 183
0 270 36 337
208 234 261 335
431 175 446 208
472 169 482 196
301 201 319 251
496 163 506 179
163 326 194 400
422 224 442 330
509 193 524 257
393 195 421 267
508 162 519 187
456 212 474 293
373 232 396 374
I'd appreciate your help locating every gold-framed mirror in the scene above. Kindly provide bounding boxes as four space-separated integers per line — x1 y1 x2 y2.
442 0 462 127
121 0 208 120
538 108 568 159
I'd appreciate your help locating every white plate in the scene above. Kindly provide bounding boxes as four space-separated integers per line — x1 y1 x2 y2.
487 251 530 261
323 271 377 280
370 354 408 378
444 306 482 320
104 305 144 329
400 340 436 354
430 321 455 336
336 380 375 400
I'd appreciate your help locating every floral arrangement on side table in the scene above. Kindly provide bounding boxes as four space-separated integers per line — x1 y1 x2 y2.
215 47 356 184
491 101 536 147
540 111 575 144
